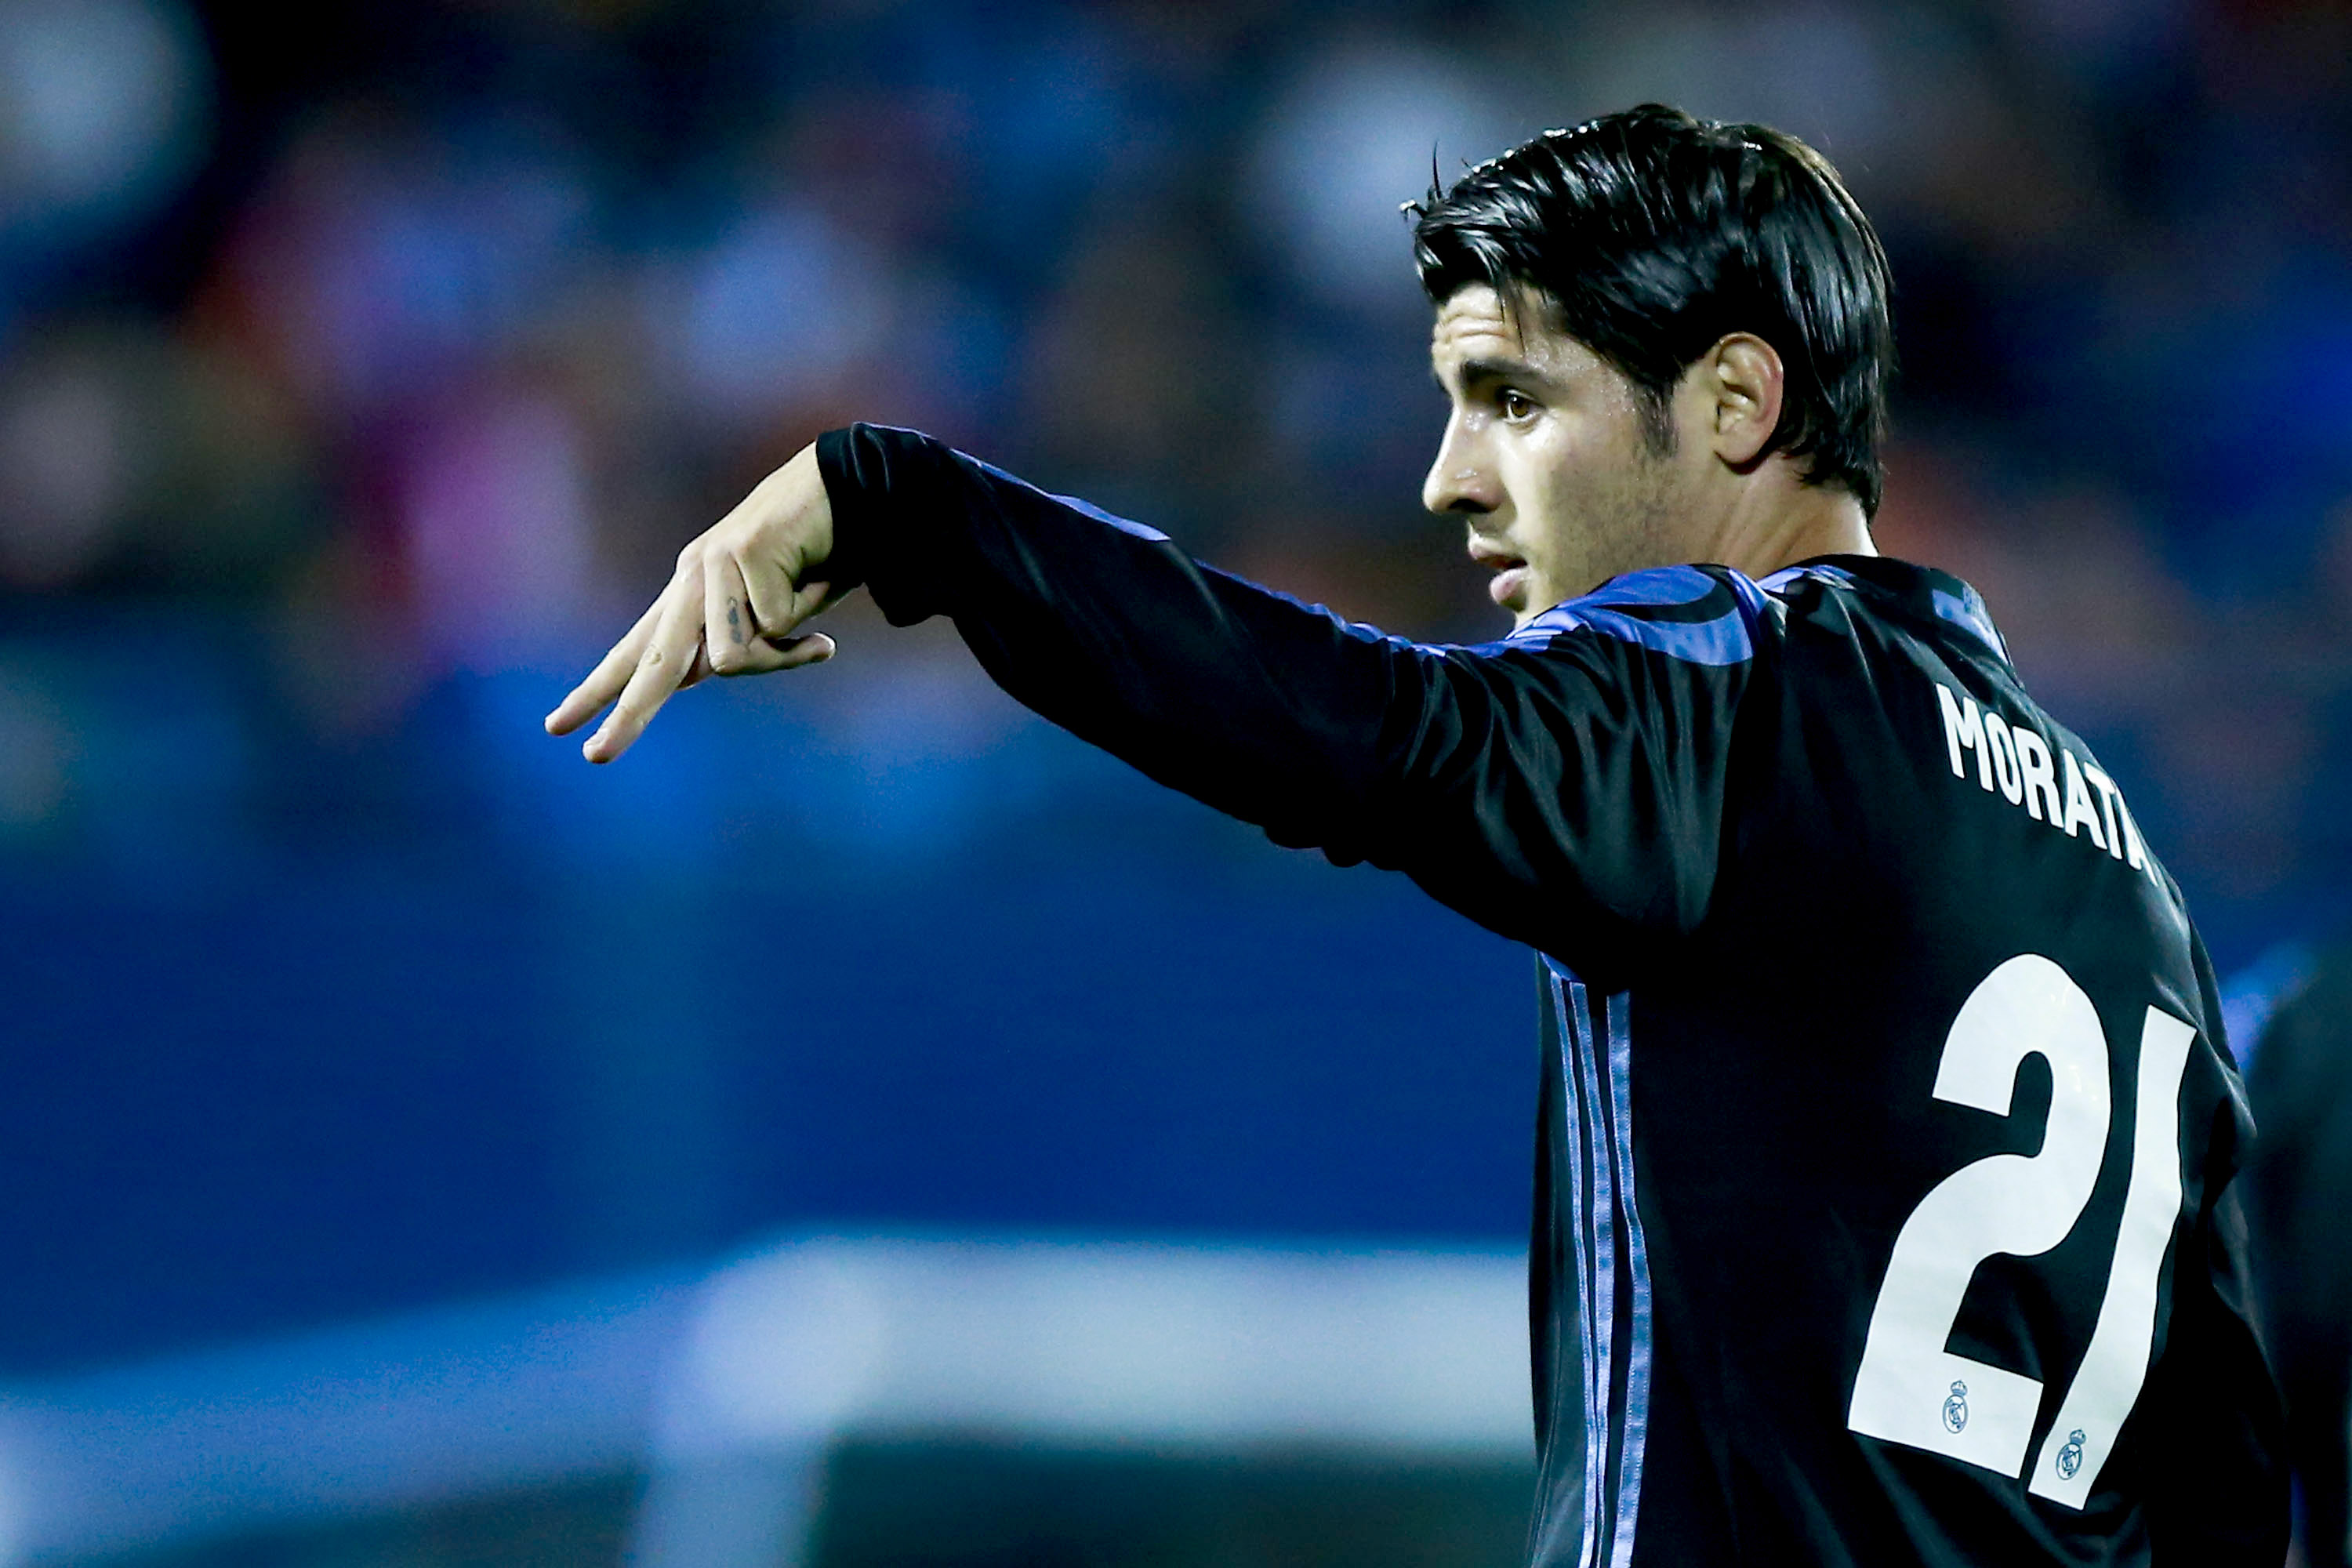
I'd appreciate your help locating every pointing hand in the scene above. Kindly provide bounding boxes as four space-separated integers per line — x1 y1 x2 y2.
545 443 841 763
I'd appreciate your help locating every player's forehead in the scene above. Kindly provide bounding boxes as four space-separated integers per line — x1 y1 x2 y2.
1428 282 1590 384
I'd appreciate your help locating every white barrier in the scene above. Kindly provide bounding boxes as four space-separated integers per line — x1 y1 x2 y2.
0 1236 1529 1565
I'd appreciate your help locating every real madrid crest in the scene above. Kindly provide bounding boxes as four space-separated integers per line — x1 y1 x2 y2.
2056 1428 2086 1480
1941 1380 1969 1434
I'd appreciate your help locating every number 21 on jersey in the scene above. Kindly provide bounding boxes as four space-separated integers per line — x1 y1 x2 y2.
1846 953 2197 1509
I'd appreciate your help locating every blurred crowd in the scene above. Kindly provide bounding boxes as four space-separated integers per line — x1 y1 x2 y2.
0 0 2345 953
0 2 2349 1552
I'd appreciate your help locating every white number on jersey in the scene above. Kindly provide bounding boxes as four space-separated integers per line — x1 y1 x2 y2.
1846 954 2197 1507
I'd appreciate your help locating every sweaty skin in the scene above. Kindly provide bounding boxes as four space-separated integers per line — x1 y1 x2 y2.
548 281 1875 759
1424 282 1873 628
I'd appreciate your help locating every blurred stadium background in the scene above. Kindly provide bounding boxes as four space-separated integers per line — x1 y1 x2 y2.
0 0 2347 1563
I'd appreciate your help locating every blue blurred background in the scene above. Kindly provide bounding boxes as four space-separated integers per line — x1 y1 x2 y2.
0 0 2347 1558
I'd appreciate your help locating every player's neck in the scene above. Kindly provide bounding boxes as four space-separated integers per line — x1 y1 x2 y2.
1708 470 1875 580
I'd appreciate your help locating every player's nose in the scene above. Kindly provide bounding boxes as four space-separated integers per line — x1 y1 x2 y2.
1422 418 1498 516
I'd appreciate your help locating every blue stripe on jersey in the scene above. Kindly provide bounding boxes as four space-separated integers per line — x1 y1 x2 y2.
1540 965 1599 1568
1575 569 1723 608
1571 606 1752 666
1604 990 1653 1568
1573 978 1617 1567
1759 561 1857 592
1508 566 1760 666
1541 960 1654 1568
1053 492 1171 542
1931 586 2010 660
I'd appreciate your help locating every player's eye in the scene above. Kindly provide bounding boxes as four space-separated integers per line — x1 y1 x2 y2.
1498 389 1537 423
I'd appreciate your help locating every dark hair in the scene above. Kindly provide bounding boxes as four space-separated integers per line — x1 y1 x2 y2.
1409 104 1894 515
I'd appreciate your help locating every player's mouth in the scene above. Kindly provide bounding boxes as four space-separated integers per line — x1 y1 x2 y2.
1468 539 1530 609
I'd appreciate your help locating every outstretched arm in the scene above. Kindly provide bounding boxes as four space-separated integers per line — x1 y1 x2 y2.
550 424 1760 965
547 429 1424 848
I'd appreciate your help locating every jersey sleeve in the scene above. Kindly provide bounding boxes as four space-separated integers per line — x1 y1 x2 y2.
817 423 1766 968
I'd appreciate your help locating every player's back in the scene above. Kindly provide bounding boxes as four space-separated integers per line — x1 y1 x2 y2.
1551 557 2281 1566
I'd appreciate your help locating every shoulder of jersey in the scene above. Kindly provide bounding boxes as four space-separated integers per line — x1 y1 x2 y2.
1759 559 2013 668
1501 564 1770 667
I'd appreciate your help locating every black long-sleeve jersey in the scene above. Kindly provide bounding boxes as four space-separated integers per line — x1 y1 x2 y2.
815 424 2287 1567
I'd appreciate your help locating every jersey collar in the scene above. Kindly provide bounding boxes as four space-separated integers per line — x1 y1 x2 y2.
1761 554 2013 666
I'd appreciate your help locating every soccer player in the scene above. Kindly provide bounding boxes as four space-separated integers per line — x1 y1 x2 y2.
546 107 2285 1566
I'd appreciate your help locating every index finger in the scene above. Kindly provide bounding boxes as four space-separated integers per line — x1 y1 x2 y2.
546 592 666 736
581 576 704 763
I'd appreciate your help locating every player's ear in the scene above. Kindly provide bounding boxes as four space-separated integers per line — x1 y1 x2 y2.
1703 333 1785 470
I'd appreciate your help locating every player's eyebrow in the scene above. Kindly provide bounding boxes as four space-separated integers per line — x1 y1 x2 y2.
1446 355 1566 398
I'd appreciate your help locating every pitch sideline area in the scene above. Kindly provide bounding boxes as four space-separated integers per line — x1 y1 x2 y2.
0 1236 1530 1565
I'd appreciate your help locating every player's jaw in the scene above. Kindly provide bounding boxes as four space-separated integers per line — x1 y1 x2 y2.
1475 466 1693 628
1457 442 1684 630
1465 532 1534 614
